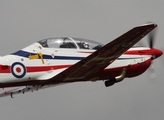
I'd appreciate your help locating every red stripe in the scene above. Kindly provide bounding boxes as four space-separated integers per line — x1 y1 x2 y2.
78 50 152 55
0 65 10 73
26 65 71 72
124 49 151 55
0 65 71 73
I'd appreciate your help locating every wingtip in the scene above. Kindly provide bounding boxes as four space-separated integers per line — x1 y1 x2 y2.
138 23 157 27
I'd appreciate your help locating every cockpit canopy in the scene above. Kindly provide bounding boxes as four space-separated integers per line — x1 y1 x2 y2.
37 37 103 50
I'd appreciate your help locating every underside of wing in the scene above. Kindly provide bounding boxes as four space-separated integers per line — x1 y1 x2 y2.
0 84 63 98
0 86 33 98
42 23 157 84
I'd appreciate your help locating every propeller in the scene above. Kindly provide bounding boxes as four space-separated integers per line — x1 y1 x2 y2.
147 28 163 79
136 27 158 79
137 24 162 80
148 29 156 78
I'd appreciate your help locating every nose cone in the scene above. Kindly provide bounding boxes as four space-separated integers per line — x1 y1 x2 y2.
151 48 163 59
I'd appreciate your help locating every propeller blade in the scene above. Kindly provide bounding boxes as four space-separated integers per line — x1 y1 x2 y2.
148 29 157 48
149 62 156 79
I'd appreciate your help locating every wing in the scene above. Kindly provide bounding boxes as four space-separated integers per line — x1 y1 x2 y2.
0 86 33 98
44 23 157 84
0 84 61 98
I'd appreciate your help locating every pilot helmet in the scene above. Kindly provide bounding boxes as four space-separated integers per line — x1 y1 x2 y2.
82 42 89 49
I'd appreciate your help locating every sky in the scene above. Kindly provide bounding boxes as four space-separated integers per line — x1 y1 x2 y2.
0 0 164 120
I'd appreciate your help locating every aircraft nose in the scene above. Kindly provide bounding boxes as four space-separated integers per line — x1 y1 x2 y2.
151 48 163 59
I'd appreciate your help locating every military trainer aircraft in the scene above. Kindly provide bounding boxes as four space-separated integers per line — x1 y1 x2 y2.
0 23 162 98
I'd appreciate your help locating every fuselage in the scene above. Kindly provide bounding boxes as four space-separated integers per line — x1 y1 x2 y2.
0 37 162 88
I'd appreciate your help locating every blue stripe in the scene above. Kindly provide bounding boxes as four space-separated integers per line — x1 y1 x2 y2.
12 50 85 60
12 50 144 61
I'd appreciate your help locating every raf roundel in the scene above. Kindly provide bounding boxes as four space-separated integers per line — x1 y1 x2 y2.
11 62 26 78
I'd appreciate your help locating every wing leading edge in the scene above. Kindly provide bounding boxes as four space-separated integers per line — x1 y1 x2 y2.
45 23 157 84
